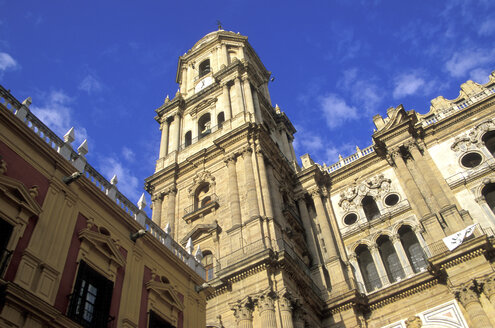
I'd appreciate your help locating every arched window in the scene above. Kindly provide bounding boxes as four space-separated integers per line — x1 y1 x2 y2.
356 245 381 292
399 226 427 273
362 196 380 221
199 59 210 78
217 112 225 128
482 131 495 157
198 113 211 140
195 183 210 210
482 183 495 215
184 131 192 147
377 236 404 283
201 251 214 281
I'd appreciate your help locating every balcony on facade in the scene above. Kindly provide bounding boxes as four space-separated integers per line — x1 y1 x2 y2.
183 193 219 224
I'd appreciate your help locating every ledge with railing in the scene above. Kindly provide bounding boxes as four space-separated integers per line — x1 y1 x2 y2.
361 264 429 295
0 84 205 279
183 194 219 224
319 145 375 174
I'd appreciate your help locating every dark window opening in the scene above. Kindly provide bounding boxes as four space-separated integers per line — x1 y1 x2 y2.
356 245 381 292
0 218 13 277
482 183 495 215
362 196 380 221
202 251 214 281
149 311 174 328
377 236 404 283
384 194 399 206
343 213 357 225
199 59 210 78
68 261 113 328
482 131 495 157
217 112 225 128
399 226 427 273
461 152 482 168
198 113 211 139
184 131 192 147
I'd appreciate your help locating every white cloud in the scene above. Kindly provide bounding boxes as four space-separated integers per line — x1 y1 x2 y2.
0 52 18 71
469 68 491 84
393 73 425 99
319 93 359 129
479 18 495 36
99 156 141 202
122 147 135 161
337 68 383 113
31 90 87 145
78 74 103 94
445 48 495 78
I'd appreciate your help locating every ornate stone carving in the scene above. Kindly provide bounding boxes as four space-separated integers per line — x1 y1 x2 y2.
188 170 216 197
163 186 177 196
482 275 495 298
232 298 255 322
338 174 392 210
0 156 7 175
451 118 495 153
405 316 422 328
455 284 480 307
257 292 276 313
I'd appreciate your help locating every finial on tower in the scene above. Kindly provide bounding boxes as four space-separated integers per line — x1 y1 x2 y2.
216 20 223 30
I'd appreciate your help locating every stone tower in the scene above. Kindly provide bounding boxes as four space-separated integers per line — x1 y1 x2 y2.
145 29 345 327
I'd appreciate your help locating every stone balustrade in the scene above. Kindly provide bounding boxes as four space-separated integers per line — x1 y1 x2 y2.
0 84 205 279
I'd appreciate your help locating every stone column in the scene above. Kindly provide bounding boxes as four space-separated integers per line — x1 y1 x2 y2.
370 244 390 286
165 187 177 238
349 254 366 293
482 275 495 304
256 148 273 218
151 192 163 227
311 188 338 260
456 285 492 328
408 142 450 209
169 114 181 152
225 154 242 228
242 147 260 219
158 120 169 158
234 76 244 115
279 295 294 328
257 294 277 328
297 197 320 266
233 302 254 328
243 78 256 119
293 306 306 328
391 235 414 276
222 83 232 120
180 65 187 94
389 149 430 217
221 43 228 67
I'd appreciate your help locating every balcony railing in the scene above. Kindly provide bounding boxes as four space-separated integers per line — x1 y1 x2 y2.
362 264 428 294
426 224 494 257
183 194 219 217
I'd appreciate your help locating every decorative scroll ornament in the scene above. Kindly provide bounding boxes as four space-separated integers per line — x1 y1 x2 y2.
188 170 216 197
451 118 495 153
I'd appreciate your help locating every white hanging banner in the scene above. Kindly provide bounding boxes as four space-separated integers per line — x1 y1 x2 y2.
442 224 477 251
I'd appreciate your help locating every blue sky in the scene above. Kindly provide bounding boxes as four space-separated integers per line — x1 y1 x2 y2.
1 0 495 208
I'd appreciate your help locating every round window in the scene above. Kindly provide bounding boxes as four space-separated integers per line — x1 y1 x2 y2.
384 194 399 206
461 152 482 168
343 213 358 225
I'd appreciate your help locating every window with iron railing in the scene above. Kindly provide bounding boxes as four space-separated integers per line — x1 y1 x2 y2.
68 261 114 328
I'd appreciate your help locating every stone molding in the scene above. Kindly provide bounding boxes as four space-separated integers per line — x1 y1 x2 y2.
451 118 495 153
338 173 392 211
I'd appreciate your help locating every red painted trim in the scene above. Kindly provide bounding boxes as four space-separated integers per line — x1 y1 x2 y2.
108 247 127 327
54 213 87 312
139 266 152 328
0 140 50 205
4 215 38 281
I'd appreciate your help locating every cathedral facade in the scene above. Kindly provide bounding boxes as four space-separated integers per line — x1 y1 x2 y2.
145 29 495 328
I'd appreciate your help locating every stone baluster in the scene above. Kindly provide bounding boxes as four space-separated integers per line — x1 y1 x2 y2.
257 293 277 328
369 244 390 286
242 147 260 219
279 295 294 328
391 235 414 277
225 154 242 228
456 284 492 328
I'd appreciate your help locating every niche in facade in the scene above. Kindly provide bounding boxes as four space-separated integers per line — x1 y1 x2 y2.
199 59 210 78
198 113 211 140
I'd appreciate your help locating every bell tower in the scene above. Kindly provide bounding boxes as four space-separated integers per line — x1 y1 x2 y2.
145 29 339 327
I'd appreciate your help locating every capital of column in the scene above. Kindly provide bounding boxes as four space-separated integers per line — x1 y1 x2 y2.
369 243 378 252
348 253 357 262
278 293 294 312
309 187 323 198
151 192 165 202
391 235 401 243
455 284 480 307
232 299 255 322
257 292 276 313
241 146 253 157
482 275 495 299
163 186 177 196
224 153 238 165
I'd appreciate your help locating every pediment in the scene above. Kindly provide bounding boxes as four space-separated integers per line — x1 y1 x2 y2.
380 105 410 131
146 280 184 312
0 174 42 216
78 228 126 268
181 222 219 244
189 98 217 117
